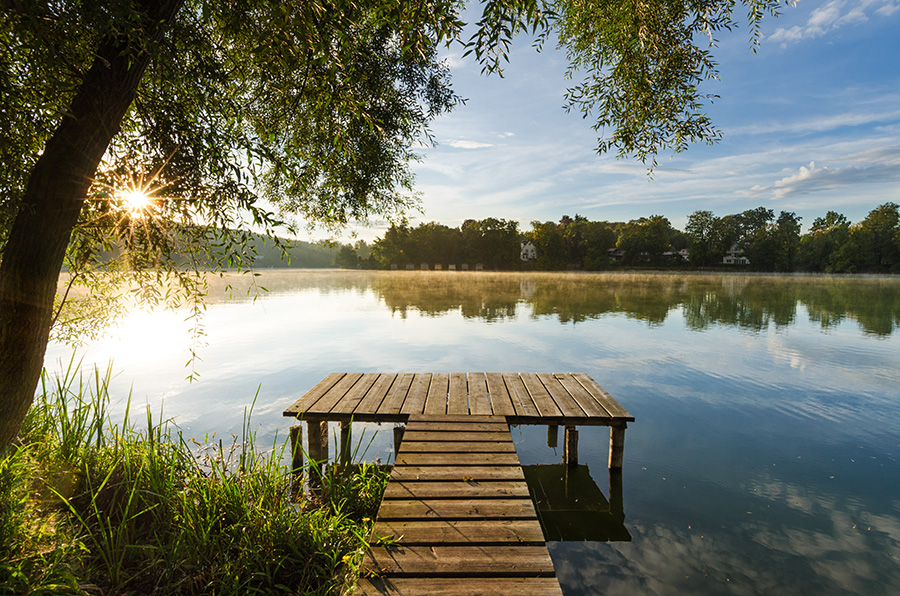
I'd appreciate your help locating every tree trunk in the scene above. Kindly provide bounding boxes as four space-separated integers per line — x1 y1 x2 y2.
0 0 185 449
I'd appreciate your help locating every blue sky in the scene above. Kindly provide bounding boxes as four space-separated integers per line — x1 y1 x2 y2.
334 0 900 242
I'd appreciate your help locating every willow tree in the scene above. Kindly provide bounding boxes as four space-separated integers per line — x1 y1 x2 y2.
0 0 783 448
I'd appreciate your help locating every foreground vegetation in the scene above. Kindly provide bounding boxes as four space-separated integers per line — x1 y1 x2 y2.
0 363 388 595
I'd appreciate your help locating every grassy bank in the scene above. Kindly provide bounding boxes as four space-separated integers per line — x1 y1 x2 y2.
0 363 387 595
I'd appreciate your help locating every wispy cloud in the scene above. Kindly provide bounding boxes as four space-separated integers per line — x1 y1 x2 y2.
728 107 900 136
446 139 494 149
768 0 894 46
876 1 900 16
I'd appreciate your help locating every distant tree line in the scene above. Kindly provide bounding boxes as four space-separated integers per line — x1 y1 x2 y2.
685 203 900 273
335 218 522 270
330 203 900 274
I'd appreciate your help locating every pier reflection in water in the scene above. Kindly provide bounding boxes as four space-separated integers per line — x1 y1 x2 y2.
523 464 630 542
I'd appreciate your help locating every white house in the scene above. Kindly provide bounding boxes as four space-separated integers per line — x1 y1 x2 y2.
724 244 749 265
520 240 537 262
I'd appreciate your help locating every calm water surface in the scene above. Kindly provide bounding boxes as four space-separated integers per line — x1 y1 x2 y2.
45 270 900 595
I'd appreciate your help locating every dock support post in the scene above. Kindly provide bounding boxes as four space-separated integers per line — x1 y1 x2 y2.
339 421 352 466
307 420 329 486
547 425 558 449
289 425 304 476
564 426 578 468
609 422 626 470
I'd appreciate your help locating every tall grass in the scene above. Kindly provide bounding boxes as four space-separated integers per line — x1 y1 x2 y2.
0 362 388 595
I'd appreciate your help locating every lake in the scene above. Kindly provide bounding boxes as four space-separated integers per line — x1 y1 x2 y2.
45 270 900 595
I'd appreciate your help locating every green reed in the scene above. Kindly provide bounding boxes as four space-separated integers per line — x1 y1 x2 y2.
0 360 388 595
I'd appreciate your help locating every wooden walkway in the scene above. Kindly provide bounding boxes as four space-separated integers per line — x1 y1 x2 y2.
283 372 634 596
356 415 563 596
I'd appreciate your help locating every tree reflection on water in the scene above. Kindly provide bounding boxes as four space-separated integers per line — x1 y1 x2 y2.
223 271 900 336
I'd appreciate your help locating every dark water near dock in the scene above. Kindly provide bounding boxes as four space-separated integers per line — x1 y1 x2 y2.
46 271 900 595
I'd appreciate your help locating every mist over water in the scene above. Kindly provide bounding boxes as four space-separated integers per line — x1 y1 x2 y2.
46 270 900 595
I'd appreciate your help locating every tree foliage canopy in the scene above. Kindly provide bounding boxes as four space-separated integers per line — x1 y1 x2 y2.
2 0 788 255
0 0 788 447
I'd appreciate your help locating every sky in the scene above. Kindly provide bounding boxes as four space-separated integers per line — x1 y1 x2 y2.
323 0 900 243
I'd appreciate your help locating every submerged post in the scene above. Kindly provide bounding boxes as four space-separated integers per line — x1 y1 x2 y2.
289 424 303 476
609 422 627 470
307 420 329 486
564 426 578 467
547 424 558 449
609 468 624 521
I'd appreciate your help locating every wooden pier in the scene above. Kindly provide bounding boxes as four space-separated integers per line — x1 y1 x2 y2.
283 372 633 595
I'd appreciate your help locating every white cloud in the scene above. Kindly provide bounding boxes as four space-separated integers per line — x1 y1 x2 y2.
768 0 896 46
876 1 900 16
446 139 494 149
773 161 825 198
741 152 900 200
438 52 465 70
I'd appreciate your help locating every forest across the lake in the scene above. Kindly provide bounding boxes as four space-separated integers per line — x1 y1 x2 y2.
332 203 900 274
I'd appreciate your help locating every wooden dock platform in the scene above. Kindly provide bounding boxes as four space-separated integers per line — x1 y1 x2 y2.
283 372 633 595
357 415 563 596
284 372 633 427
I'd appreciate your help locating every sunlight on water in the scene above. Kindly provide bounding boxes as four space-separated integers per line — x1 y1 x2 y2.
45 270 900 595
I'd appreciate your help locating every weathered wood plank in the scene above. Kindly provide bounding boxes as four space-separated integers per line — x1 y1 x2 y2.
363 545 556 576
535 373 585 418
377 373 415 415
398 441 516 453
408 414 505 423
423 373 450 416
400 374 432 415
400 431 512 442
572 372 634 420
356 577 564 596
467 373 493 416
390 466 525 481
447 373 469 415
404 421 509 432
332 372 379 415
553 373 611 419
306 372 364 414
383 480 530 499
377 498 538 520
394 452 520 466
370 519 545 545
502 373 540 417
521 373 568 417
283 372 344 416
355 373 397 415
485 372 515 416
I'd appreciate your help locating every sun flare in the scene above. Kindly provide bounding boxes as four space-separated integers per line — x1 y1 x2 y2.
120 187 153 214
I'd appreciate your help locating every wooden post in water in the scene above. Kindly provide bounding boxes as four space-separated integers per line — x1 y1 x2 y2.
289 425 303 476
340 420 352 466
547 424 558 449
307 420 329 486
609 422 627 470
564 426 578 467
